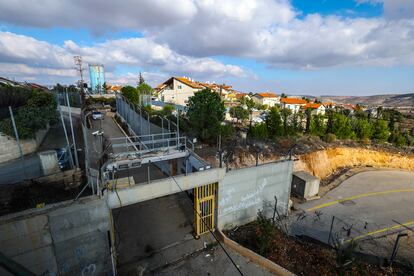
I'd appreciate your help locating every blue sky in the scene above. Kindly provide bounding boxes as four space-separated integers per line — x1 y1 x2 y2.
0 0 413 95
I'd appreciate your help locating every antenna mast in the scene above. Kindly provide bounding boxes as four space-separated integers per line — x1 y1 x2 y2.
74 55 86 107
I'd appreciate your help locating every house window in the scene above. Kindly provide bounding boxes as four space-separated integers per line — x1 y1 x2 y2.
177 85 182 89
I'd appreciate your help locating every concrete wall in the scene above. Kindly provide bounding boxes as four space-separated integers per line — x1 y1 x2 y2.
0 197 112 276
0 125 49 164
218 161 293 230
107 167 226 208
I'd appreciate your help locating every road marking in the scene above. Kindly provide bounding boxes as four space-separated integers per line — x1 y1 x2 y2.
306 189 414 212
346 220 414 242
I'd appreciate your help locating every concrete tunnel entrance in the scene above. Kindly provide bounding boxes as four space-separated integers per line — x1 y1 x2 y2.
111 189 216 274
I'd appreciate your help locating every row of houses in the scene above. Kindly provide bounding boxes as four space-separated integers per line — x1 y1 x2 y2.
154 76 357 116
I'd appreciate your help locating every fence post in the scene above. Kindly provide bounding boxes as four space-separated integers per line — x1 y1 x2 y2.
147 161 151 184
390 233 408 266
328 215 335 245
57 99 75 169
8 106 27 179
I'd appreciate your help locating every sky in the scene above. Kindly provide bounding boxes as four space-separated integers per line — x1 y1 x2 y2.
0 0 413 96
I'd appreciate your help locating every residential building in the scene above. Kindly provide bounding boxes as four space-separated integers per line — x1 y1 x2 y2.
252 92 279 107
301 103 326 115
155 77 204 105
226 92 249 102
280 98 307 112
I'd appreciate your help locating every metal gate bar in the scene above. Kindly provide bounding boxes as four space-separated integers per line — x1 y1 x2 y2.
194 183 217 237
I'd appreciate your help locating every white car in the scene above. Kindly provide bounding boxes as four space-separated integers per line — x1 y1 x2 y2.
92 111 103 120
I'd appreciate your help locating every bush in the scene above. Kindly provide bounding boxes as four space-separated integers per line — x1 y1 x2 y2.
249 123 269 140
255 210 276 257
220 124 235 139
324 133 337 143
0 89 57 139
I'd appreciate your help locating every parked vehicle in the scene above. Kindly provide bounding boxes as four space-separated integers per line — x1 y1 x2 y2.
56 148 70 170
92 110 103 120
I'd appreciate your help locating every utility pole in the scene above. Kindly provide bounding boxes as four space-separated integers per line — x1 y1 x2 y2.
9 106 27 179
65 89 79 168
74 56 85 108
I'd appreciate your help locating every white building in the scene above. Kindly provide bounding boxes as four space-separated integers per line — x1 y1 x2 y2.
252 93 280 107
155 77 203 105
301 103 326 115
280 98 307 113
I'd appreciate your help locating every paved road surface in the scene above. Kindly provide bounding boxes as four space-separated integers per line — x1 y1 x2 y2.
291 170 414 261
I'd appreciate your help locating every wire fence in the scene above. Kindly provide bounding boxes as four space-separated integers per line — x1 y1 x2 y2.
116 94 179 139
289 210 414 264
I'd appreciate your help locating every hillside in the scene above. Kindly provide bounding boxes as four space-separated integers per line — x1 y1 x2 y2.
318 93 414 107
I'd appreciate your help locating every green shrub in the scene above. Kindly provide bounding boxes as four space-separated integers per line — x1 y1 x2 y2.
324 133 337 143
249 123 269 140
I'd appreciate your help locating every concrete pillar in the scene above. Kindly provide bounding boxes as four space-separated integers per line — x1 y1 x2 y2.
38 150 59 175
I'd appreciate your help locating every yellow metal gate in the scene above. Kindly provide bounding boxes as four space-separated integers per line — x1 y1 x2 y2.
194 183 217 237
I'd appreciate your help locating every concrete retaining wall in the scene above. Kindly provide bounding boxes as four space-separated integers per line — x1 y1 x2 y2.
0 197 112 276
0 125 49 164
218 161 293 229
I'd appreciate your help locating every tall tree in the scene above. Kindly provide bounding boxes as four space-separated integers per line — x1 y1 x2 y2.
230 106 248 123
280 108 292 135
305 107 312 133
187 88 225 141
266 107 283 137
138 72 145 85
121 86 140 106
240 96 255 127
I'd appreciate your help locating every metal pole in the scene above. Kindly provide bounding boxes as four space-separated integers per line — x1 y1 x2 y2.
66 91 79 168
140 107 143 136
176 109 180 149
8 106 27 178
147 161 151 184
390 233 408 266
57 96 75 169
328 216 335 245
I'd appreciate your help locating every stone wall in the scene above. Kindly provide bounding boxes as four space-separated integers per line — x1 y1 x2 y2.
0 197 112 275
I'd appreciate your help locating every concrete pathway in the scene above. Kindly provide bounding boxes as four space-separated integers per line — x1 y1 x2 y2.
154 244 273 276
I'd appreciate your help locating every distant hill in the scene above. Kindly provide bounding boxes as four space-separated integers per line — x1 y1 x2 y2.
318 93 414 107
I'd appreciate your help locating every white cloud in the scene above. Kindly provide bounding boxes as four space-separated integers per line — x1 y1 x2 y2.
0 0 197 34
0 0 414 85
0 31 245 85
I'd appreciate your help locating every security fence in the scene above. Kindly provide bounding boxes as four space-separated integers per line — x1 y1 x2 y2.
289 210 414 264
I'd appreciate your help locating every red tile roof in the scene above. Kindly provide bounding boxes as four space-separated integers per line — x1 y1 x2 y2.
175 77 203 89
257 92 277 98
302 103 322 109
281 98 307 105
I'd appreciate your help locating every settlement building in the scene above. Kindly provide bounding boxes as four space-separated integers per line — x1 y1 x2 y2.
252 93 279 107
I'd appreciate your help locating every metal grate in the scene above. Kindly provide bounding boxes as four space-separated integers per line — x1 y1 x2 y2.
194 182 217 237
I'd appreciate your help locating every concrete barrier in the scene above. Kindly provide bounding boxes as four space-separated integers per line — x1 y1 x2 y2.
37 150 59 175
0 197 112 276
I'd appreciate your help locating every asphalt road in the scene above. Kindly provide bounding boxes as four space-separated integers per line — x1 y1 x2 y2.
291 170 414 261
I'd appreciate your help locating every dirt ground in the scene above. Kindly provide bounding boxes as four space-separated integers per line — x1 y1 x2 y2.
195 135 414 170
226 222 412 276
